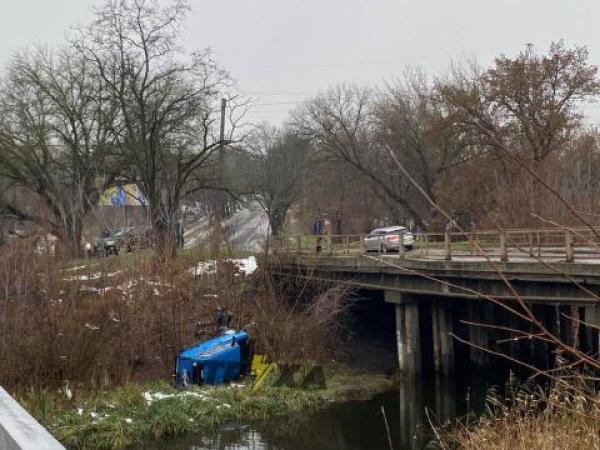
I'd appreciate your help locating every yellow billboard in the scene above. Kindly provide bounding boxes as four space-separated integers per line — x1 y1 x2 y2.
100 184 147 206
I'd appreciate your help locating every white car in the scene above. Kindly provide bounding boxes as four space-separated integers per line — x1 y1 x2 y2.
365 226 415 252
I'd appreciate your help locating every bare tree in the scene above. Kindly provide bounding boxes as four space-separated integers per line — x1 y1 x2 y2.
293 77 466 229
73 0 245 251
0 48 117 255
246 125 309 237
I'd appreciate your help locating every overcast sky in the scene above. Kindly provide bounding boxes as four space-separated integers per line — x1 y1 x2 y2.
2 0 600 125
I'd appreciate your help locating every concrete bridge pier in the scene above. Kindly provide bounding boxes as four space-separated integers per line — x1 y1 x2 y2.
468 301 493 369
432 302 455 375
386 292 456 376
532 304 550 369
383 290 598 377
398 377 422 449
583 305 599 354
391 294 422 375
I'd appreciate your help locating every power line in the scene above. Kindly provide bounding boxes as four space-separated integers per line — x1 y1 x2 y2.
232 45 521 72
251 100 301 107
243 91 314 96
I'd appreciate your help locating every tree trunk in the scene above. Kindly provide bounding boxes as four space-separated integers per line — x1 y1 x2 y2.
269 208 287 237
150 203 178 259
55 217 83 258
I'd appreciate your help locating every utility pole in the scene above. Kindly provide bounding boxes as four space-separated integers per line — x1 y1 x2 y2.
213 98 227 259
219 98 226 186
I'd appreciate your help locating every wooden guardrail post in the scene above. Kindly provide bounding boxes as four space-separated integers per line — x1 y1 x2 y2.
565 230 574 262
296 235 301 254
327 228 332 255
360 235 366 253
444 232 451 260
500 231 508 262
399 232 406 259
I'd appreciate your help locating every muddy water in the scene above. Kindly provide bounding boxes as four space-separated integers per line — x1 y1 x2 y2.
136 374 497 450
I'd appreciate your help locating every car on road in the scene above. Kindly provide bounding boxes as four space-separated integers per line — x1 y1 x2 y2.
93 227 137 255
364 226 415 252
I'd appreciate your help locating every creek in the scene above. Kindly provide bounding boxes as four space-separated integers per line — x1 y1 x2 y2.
134 373 499 450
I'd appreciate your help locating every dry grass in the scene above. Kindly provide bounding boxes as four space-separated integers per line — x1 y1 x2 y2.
0 239 348 393
446 383 600 450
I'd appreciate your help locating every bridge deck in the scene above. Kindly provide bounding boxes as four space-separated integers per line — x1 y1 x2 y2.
273 252 600 304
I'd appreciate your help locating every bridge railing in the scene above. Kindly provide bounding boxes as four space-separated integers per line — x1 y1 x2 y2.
281 227 600 262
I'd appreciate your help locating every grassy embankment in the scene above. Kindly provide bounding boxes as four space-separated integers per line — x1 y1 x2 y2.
68 246 253 270
2 240 391 449
20 366 393 450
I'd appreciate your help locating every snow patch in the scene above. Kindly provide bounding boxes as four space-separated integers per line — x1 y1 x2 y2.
63 272 101 281
143 390 211 406
235 256 257 275
188 256 257 276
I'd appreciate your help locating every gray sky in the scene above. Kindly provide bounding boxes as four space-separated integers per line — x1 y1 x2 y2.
2 0 600 125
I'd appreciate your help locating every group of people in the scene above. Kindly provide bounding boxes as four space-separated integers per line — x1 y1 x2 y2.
312 214 332 253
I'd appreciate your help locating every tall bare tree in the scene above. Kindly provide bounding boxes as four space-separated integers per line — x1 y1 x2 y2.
293 77 466 229
73 0 244 250
245 125 309 237
0 48 117 254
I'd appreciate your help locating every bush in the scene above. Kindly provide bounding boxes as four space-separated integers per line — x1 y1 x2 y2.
0 240 348 393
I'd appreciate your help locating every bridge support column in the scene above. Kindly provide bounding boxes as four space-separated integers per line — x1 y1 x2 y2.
532 304 550 369
559 305 577 347
387 292 422 375
583 305 600 354
468 301 493 369
432 303 455 375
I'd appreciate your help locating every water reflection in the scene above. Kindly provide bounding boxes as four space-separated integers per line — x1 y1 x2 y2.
189 429 273 450
135 374 496 450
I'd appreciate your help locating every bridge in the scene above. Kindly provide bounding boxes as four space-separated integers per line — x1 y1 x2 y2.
271 227 600 376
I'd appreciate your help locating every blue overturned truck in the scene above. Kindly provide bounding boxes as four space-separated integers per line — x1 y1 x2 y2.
175 330 250 386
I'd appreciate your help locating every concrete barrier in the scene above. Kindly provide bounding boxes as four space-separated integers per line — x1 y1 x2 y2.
0 387 65 450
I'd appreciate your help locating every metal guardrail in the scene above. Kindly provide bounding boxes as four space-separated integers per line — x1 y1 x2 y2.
281 227 600 263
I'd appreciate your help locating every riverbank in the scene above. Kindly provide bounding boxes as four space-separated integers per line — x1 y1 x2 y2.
18 365 397 450
444 384 600 450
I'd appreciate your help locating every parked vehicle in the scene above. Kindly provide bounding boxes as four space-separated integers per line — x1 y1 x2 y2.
364 226 415 252
93 227 135 255
94 226 155 256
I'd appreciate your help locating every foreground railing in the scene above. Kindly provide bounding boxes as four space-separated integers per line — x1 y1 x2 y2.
280 227 600 263
0 386 65 450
